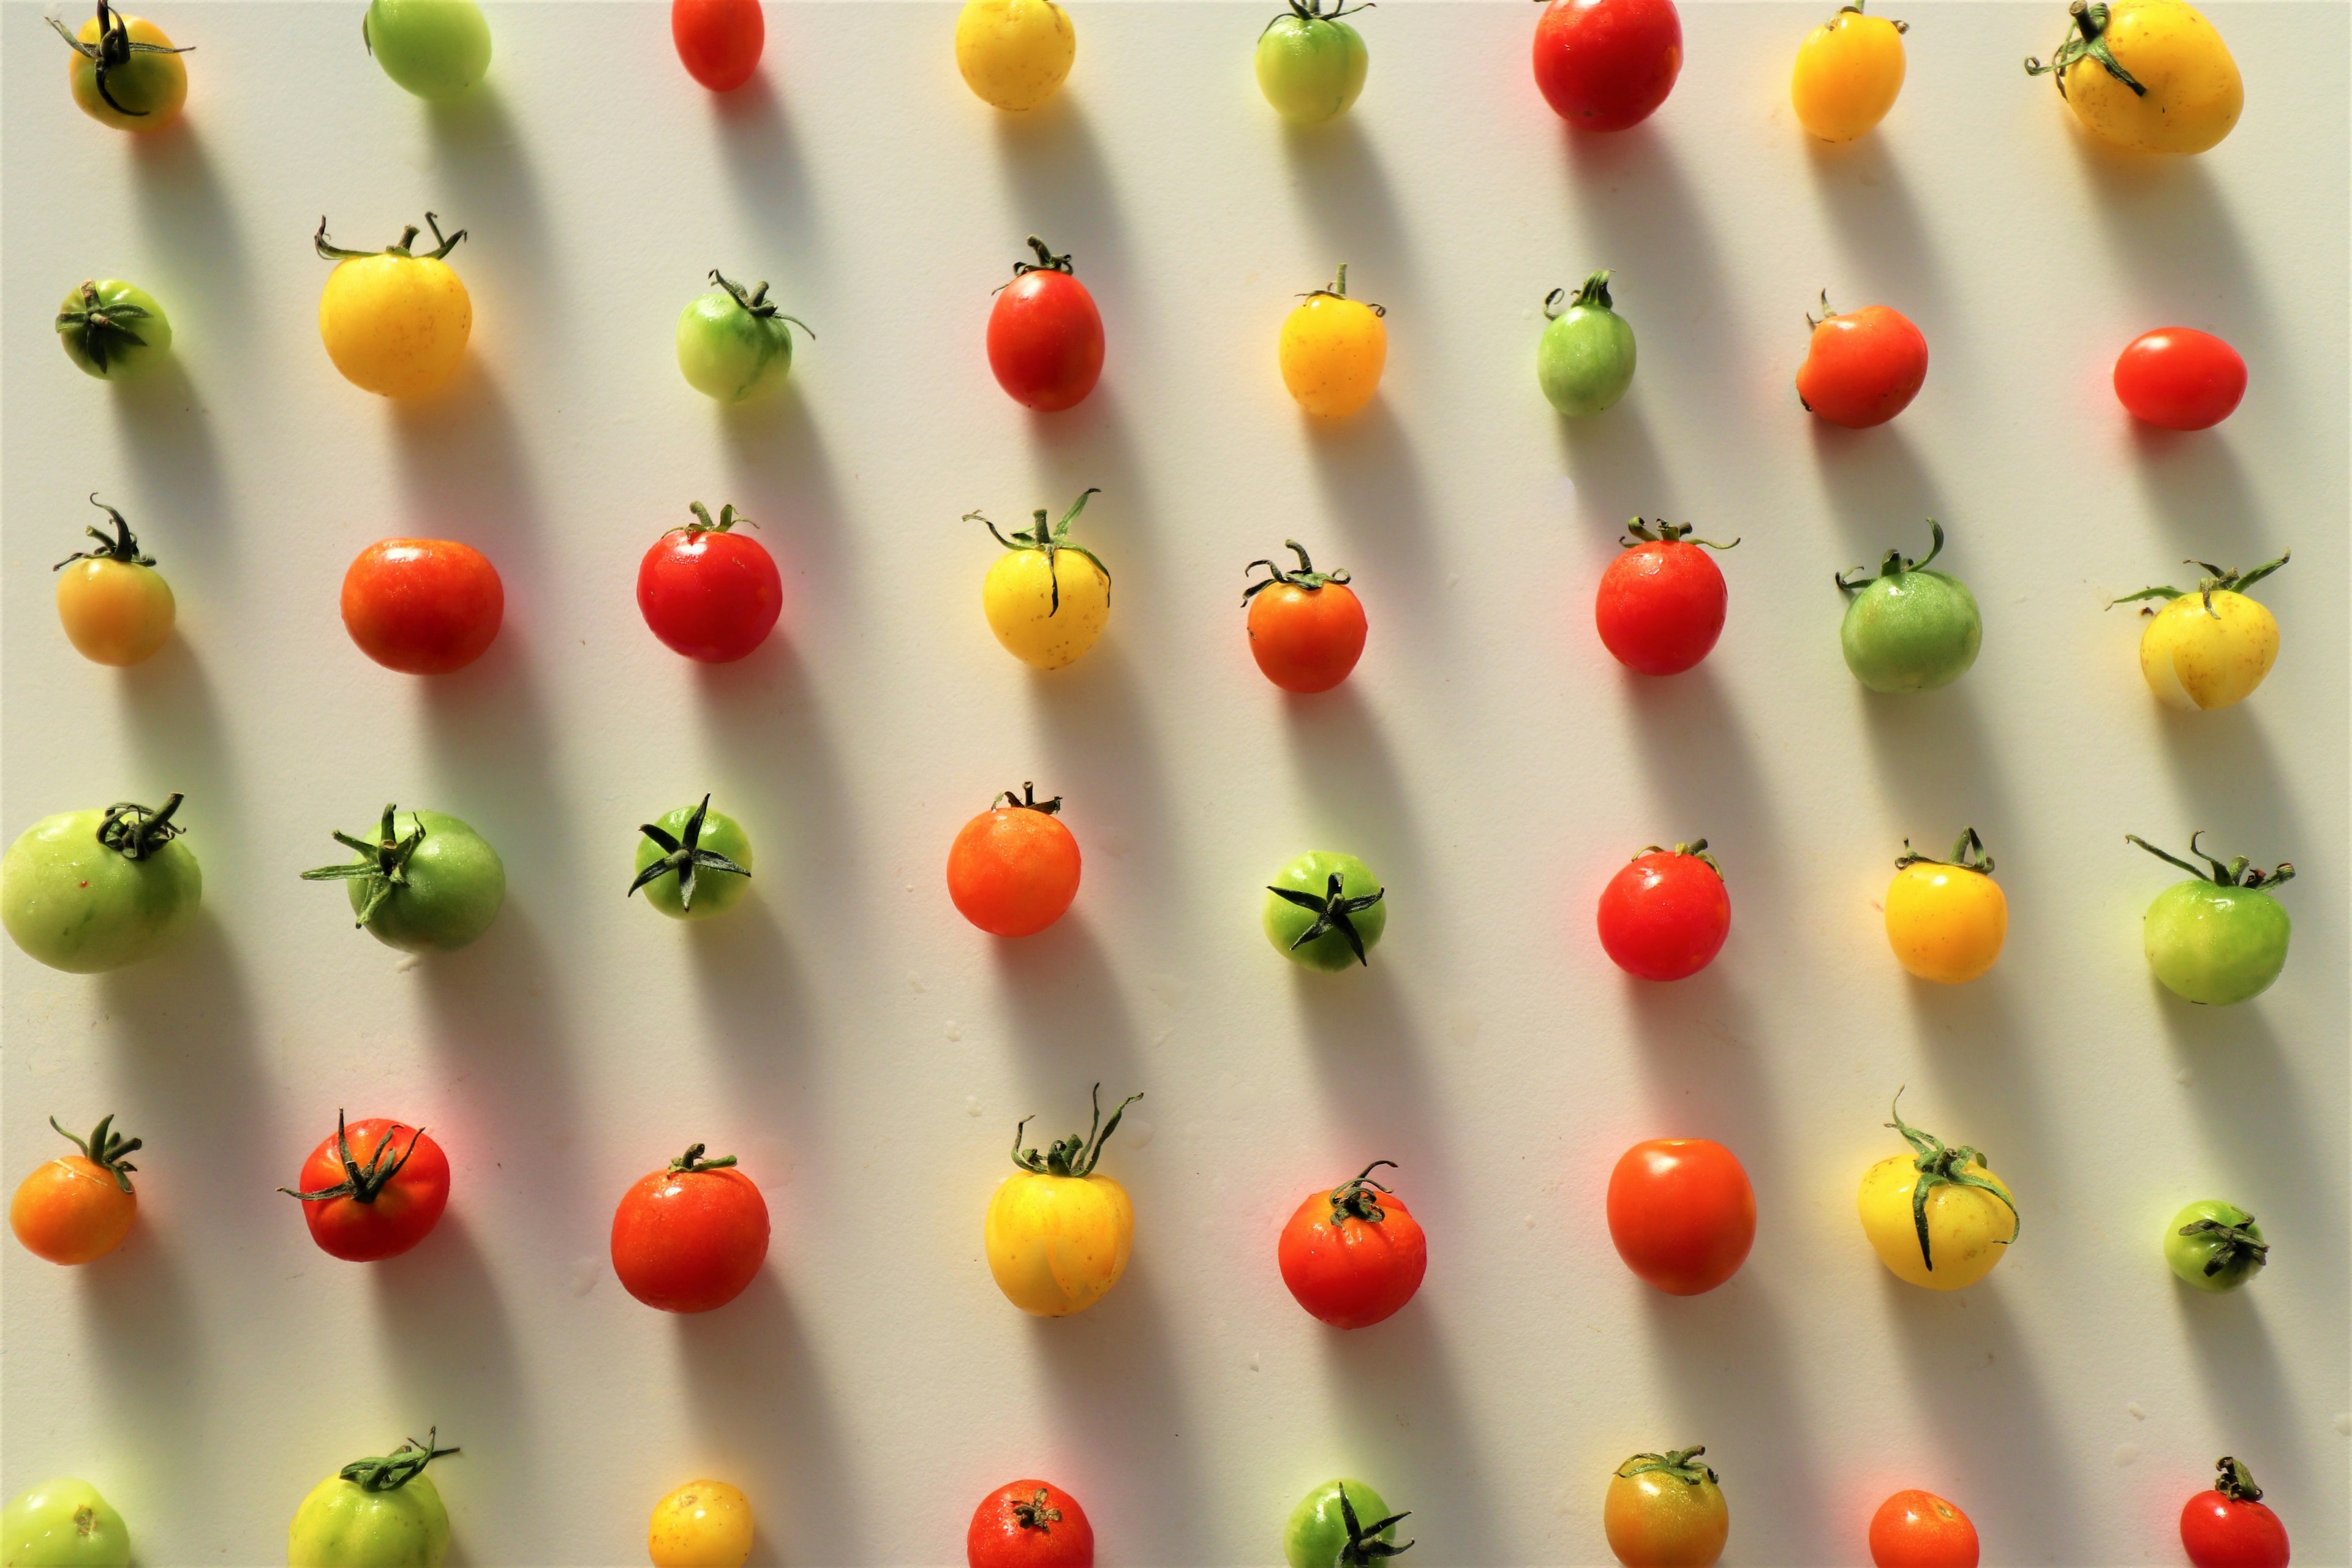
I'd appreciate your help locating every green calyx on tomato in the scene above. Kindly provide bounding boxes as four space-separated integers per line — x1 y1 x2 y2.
2128 831 2293 1006
1638 837 1719 873
51 1114 141 1194
56 279 170 379
994 781 1064 817
1616 1447 1717 1488
1329 1484 1413 1564
2110 551 2289 617
1001 235 1076 285
1008 1488 1063 1531
1243 539 1351 605
2168 1200 2267 1289
301 804 505 953
666 1142 740 1175
675 501 753 538
303 804 432 926
1885 1090 2018 1271
2024 1 2146 96
968 488 1109 617
280 1110 431 1210
339 1428 459 1493
2209 1456 2263 1503
95 794 187 861
1624 517 1738 552
628 794 751 913
1302 262 1385 315
677 270 813 402
1009 1083 1142 1177
2127 831 2293 893
55 496 156 574
1895 826 1994 875
48 0 190 118
1267 870 1385 967
316 212 466 264
1325 1159 1399 1225
1835 519 1981 692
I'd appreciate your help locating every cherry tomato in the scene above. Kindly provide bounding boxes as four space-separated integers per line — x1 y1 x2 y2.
967 1479 1093 1568
340 537 502 676
1597 840 1728 982
282 1111 450 1263
1604 1448 1726 1567
638 503 783 663
303 804 506 954
649 1478 755 1568
611 1143 770 1313
1607 1138 1753 1296
1283 1479 1408 1568
2165 1199 2267 1293
10 1115 141 1267
1836 521 1979 693
53 497 174 667
1883 829 2006 984
1596 518 1733 676
1796 295 1926 428
976 489 1113 670
1857 1094 2016 1291
51 0 188 131
948 783 1080 938
1790 2 1905 142
987 238 1103 412
1244 540 1366 693
632 796 754 922
2115 553 2286 712
364 0 491 99
315 213 472 399
1264 850 1385 970
287 1430 458 1567
1868 1489 1978 1568
2128 832 2293 1006
2180 1457 2290 1568
956 0 1074 111
673 0 763 91
986 1087 1141 1317
1278 263 1385 418
1255 0 1369 126
2114 327 2245 430
1539 271 1637 416
2 797 202 975
4 1478 132 1568
677 272 809 403
2026 0 2239 156
1276 1160 1427 1329
1532 0 1682 132
56 278 171 380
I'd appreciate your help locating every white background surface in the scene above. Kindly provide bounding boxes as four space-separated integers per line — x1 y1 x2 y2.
3 2 2346 1563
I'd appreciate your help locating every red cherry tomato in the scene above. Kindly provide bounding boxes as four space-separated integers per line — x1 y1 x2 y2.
1244 541 1366 695
1605 1138 1754 1296
341 537 503 676
673 0 764 91
609 1142 770 1314
284 1112 450 1263
1276 1160 1428 1330
946 784 1081 938
1532 0 1683 132
1795 300 1928 429
2114 327 2246 431
637 502 784 663
1597 840 1729 981
967 1479 1094 1568
987 238 1104 413
2180 1458 2290 1568
1869 1488 1980 1568
1596 519 1733 676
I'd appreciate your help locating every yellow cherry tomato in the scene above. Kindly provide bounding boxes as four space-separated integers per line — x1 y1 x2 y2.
1790 2 1905 141
973 488 1111 671
2117 553 2286 710
54 1 189 132
984 1087 1141 1316
1857 1096 2017 1291
315 213 472 399
54 498 174 667
1280 264 1385 419
1603 1448 1728 1567
2026 0 2240 156
1883 829 2006 984
647 1479 753 1568
955 0 1074 111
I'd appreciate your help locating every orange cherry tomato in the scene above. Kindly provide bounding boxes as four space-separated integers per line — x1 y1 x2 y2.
1243 541 1366 695
10 1115 141 1265
340 537 503 676
1796 296 1927 429
1604 1447 1728 1566
947 783 1081 938
1869 1488 1980 1567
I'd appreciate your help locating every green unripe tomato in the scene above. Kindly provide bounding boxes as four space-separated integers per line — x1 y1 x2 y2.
677 272 809 403
1537 271 1636 416
308 807 505 954
2163 1199 2267 1292
1283 1478 1400 1568
2 802 202 974
1254 3 1368 125
2144 880 2289 1005
1263 850 1385 971
56 279 172 380
1837 522 1980 693
2 1478 131 1568
364 0 491 100
632 802 754 921
287 1472 450 1568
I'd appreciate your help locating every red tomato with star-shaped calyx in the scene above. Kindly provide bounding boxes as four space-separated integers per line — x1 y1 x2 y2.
282 1110 450 1262
1277 1159 1428 1329
967 1479 1093 1568
987 236 1103 413
2180 1457 2290 1568
638 502 784 664
1796 293 1927 429
1597 839 1729 981
1597 517 1737 676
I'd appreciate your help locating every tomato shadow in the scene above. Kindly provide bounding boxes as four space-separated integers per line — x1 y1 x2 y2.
119 637 239 846
390 363 550 578
129 119 256 374
1616 663 1792 910
709 69 821 259
1807 418 1948 548
1287 965 1449 1198
2170 1283 2320 1517
1020 384 1167 595
1280 117 1423 298
1028 639 1186 958
425 86 565 337
989 92 1134 292
1278 683 1434 931
1317 1306 1507 1562
2067 138 2280 372
1558 123 1743 397
1616 967 1786 1186
2149 696 2313 858
1801 135 1953 333
1302 401 1441 618
1854 683 2019 847
1899 974 2063 1210
1552 395 1671 527
2124 423 2262 550
718 385 853 589
989 910 1144 1096
83 1223 208 1499
682 892 826 1142
108 358 234 571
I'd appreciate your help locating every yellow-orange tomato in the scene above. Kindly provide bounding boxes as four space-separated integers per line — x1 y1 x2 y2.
647 1479 754 1568
1604 1449 1728 1567
54 498 175 666
1790 2 1905 141
954 0 1074 111
2026 0 2239 156
10 1115 140 1266
56 2 189 132
1280 264 1386 418
1883 830 2006 984
317 214 472 399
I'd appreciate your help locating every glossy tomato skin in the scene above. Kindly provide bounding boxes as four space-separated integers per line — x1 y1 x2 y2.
948 797 1080 937
341 538 502 676
648 1479 755 1568
989 270 1103 412
966 1479 1093 1568
611 1152 770 1313
673 0 763 91
1869 1489 1978 1568
1797 304 1927 428
638 527 783 663
1276 1170 1428 1329
1597 541 1725 676
1597 846 1728 981
1533 0 1682 132
1604 1452 1727 1567
292 1120 450 1263
3 1477 132 1567
1248 581 1366 694
1607 1139 1754 1296
2180 1487 2289 1568
10 1125 138 1267
2115 328 2245 431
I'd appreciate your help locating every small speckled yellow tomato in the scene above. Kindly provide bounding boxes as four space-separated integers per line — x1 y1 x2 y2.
315 213 472 399
54 497 175 667
647 1480 753 1568
1604 1448 1727 1567
1790 2 1905 141
984 1085 1141 1316
1280 264 1385 418
2115 553 2285 711
2025 0 2240 156
1858 1095 2017 1291
53 0 189 130
955 0 1074 111
1884 828 2006 984
971 488 1111 671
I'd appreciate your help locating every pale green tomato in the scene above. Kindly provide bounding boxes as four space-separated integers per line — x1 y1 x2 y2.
631 800 754 921
1537 271 1636 416
2 800 201 973
287 1474 448 1568
2 1478 130 1568
2164 1199 2266 1292
1255 3 1368 125
676 272 809 403
2144 880 2289 1005
1283 1478 1403 1568
364 0 491 100
1836 522 1980 693
1263 850 1386 971
304 807 505 954
56 279 171 380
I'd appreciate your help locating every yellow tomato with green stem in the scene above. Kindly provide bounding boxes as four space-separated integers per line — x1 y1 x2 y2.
1858 1093 2018 1290
2112 552 2285 711
647 1480 753 1568
2025 0 2240 156
955 0 1074 111
1604 1448 1727 1567
971 488 1111 671
984 1084 1142 1316
287 1430 456 1568
1790 2 1905 141
52 0 189 130
54 497 174 667
315 213 471 400
1280 263 1385 418
1883 827 2005 984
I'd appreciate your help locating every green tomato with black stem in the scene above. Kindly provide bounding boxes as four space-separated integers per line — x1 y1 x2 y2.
1264 851 1385 971
287 1430 456 1568
2165 1199 2267 1292
302 805 505 954
1537 270 1636 416
1836 519 1981 692
2128 832 2292 1006
56 279 171 380
1284 1478 1411 1568
1255 0 1370 125
364 0 490 99
677 270 812 403
629 794 753 920
2 796 200 974
3 1477 131 1567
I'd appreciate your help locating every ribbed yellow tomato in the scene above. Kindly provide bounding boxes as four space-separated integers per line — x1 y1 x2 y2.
1883 830 2006 984
647 1479 754 1568
2114 553 2285 710
1280 265 1385 419
984 1087 1141 1316
1858 1097 2017 1290
316 214 472 399
1790 3 1905 141
54 499 173 667
955 0 1074 111
2026 0 2240 156
972 489 1111 671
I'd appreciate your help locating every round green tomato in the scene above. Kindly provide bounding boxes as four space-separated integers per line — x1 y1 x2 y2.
1537 273 1635 416
2 806 201 974
1839 569 1980 693
2164 1199 2266 1293
287 1473 449 1568
676 275 805 403
333 810 505 954
1283 1478 1397 1568
1255 7 1368 126
2144 880 2289 1005
2 1478 130 1568
633 804 754 921
56 279 172 380
1263 850 1385 971
363 0 491 100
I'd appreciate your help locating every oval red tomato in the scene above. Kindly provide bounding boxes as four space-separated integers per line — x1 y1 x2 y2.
638 502 784 663
1869 1488 1980 1568
967 1479 1093 1568
947 784 1081 938
1597 841 1729 982
1276 1160 1428 1330
2180 1458 2290 1568
341 537 503 676
282 1112 450 1263
987 238 1104 413
673 0 764 91
2114 327 2246 432
610 1143 770 1313
1605 1138 1754 1296
1245 541 1366 695
1596 519 1733 676
1796 300 1927 429
1532 0 1683 132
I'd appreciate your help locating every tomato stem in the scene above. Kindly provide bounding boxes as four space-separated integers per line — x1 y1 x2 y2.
967 489 1110 617
1242 540 1351 604
1009 1083 1144 1177
55 494 156 571
2108 551 2288 619
1011 235 1075 278
1616 1447 1717 1487
315 213 466 263
338 1428 459 1493
1265 872 1385 966
2212 1456 2264 1504
56 281 162 375
2024 2 2147 98
1302 263 1385 317
709 271 814 337
992 781 1063 816
279 1110 427 1207
1894 826 1994 877
1885 1090 2018 1272
48 0 192 118
1543 270 1615 322
2127 832 2294 891
1624 517 1739 552
50 1114 141 1194
668 1143 740 1175
1335 1482 1413 1563
1835 519 1944 598
96 795 186 861
1009 1489 1064 1531
1327 1159 1398 1225
301 804 430 927
628 794 751 912
2179 1213 2269 1277
1633 839 1720 875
